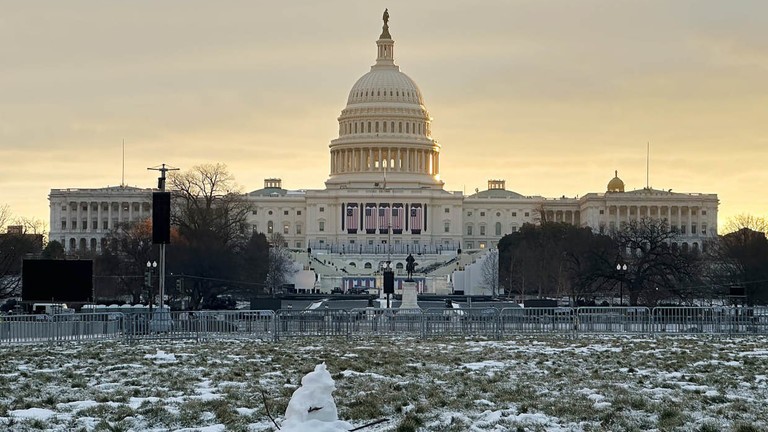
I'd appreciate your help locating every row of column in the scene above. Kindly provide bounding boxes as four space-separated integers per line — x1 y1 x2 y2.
63 201 149 232
331 147 439 176
609 205 705 236
544 210 579 224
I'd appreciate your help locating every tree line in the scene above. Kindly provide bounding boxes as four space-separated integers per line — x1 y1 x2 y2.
0 164 293 310
497 215 768 306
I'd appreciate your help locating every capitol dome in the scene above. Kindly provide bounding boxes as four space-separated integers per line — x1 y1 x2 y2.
326 10 442 190
347 69 424 106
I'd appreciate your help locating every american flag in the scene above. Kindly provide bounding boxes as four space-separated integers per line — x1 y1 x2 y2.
346 205 359 232
364 206 376 232
391 206 403 230
410 205 423 232
378 206 390 230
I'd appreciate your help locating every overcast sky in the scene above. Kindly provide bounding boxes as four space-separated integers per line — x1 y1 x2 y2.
1 1 766 231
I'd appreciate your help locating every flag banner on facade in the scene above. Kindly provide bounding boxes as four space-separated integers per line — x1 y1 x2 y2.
378 203 390 234
392 204 404 233
346 204 359 233
410 204 422 234
365 204 377 233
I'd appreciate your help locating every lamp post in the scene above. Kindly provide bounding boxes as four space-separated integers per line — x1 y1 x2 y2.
616 262 627 306
146 260 157 310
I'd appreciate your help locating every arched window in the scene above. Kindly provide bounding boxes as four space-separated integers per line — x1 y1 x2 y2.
375 122 379 132
364 262 372 269
90 238 97 251
399 122 402 133
396 263 404 270
467 225 473 235
267 221 274 234
495 222 502 236
349 262 357 268
69 238 76 251
406 123 410 133
383 122 387 132
367 122 371 133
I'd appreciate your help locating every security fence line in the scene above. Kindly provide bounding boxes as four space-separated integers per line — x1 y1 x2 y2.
1 306 766 345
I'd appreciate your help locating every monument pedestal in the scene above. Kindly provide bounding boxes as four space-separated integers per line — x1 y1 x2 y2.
400 281 419 309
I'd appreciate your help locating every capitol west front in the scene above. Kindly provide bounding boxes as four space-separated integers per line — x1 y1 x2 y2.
48 13 719 294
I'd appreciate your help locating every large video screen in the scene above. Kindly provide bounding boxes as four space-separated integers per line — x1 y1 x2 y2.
22 259 93 302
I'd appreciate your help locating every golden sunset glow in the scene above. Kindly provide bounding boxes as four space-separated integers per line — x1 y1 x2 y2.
1 1 766 232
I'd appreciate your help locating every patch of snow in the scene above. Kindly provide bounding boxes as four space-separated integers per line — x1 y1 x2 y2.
144 349 177 363
9 407 56 420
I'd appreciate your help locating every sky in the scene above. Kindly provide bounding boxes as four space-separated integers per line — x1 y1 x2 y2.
1 0 766 233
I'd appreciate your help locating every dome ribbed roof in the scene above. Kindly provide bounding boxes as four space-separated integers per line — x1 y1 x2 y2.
607 170 625 193
347 69 424 105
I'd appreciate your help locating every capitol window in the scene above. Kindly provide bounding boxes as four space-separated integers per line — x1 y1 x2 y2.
480 212 485 217
512 212 517 217
444 222 450 233
480 225 486 236
319 221 325 232
267 221 274 234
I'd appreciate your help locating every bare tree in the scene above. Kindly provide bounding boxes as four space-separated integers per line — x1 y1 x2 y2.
266 233 296 294
480 249 499 296
612 218 702 305
95 219 156 303
724 214 768 235
0 205 11 231
169 163 253 246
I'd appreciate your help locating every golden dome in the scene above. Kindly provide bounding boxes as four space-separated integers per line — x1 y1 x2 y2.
607 170 625 193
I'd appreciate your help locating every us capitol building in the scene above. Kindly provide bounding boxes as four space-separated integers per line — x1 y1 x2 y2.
49 12 719 294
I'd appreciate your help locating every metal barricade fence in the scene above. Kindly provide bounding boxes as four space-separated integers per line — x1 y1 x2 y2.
576 307 651 334
651 307 719 334
194 310 275 341
422 308 499 338
275 309 350 340
347 308 422 338
4 306 768 345
499 307 575 335
0 313 124 344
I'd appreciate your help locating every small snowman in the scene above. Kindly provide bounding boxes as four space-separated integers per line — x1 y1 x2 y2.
281 363 353 432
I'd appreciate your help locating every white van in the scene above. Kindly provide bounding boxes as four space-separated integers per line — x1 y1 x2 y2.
32 303 71 315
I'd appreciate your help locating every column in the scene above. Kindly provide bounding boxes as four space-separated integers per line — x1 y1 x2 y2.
434 151 439 175
86 202 92 233
368 148 373 171
687 207 692 237
97 203 102 233
397 148 402 171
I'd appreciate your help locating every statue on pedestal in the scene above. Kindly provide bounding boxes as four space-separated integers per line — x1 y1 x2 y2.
405 253 416 281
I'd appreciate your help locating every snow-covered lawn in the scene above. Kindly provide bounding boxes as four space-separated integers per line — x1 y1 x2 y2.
1 335 767 431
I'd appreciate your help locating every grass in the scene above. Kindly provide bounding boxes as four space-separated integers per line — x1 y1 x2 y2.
0 335 766 431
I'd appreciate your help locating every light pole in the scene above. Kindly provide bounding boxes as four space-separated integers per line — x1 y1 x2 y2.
616 262 627 306
146 260 157 310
